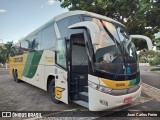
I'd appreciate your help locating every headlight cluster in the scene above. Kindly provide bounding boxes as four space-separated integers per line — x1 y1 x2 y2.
88 81 112 94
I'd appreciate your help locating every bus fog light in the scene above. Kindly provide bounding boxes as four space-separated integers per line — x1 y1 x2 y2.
99 86 112 93
89 81 112 93
88 81 98 89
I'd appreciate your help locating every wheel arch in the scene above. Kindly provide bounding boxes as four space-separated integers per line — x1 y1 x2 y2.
47 75 55 91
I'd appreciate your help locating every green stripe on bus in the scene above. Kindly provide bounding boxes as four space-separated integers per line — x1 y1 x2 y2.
129 76 140 86
22 53 35 77
129 78 136 86
22 51 43 78
135 76 140 85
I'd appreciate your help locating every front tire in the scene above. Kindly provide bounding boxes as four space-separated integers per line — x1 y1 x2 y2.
48 79 60 104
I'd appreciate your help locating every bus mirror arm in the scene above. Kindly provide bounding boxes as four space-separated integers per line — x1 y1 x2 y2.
68 21 100 45
131 35 153 50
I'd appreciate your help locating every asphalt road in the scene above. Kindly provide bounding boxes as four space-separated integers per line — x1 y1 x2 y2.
140 66 160 89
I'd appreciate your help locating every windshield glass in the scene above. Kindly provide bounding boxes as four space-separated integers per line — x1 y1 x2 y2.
92 19 138 80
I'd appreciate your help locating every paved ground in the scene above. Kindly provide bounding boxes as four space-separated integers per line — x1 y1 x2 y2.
0 68 160 120
140 66 160 89
0 68 79 112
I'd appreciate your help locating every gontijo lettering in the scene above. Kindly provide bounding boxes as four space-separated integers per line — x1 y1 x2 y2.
14 57 23 62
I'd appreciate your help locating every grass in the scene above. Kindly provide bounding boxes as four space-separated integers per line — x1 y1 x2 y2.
150 67 160 71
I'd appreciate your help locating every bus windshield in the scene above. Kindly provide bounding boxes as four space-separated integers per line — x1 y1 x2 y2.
94 20 138 80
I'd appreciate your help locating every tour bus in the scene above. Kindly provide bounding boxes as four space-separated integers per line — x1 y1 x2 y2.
9 10 152 111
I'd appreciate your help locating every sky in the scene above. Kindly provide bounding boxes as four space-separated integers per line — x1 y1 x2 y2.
0 0 68 44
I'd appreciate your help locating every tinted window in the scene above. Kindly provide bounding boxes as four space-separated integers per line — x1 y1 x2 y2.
21 40 29 49
10 43 21 56
20 40 29 54
56 40 67 69
28 33 41 51
41 24 56 50
33 32 41 50
57 15 81 38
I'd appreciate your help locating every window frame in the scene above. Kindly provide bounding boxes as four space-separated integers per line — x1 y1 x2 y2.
55 39 68 70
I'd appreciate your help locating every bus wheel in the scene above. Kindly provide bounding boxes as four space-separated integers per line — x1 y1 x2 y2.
15 71 20 83
48 79 60 104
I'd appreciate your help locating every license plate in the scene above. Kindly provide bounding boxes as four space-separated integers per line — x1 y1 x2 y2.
124 97 132 103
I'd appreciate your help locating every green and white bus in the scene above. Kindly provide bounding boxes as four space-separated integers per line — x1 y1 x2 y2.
9 11 152 111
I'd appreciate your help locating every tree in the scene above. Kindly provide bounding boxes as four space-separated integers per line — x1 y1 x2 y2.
139 50 156 63
59 0 160 50
149 52 160 66
0 41 13 63
139 50 160 66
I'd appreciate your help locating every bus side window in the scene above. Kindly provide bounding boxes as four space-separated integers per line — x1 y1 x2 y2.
41 24 56 50
29 33 41 51
10 43 22 56
56 40 67 69
34 33 41 51
20 40 29 54
10 47 17 57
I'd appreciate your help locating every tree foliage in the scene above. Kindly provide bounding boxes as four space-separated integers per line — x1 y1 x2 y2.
139 50 160 66
0 41 13 63
59 0 160 50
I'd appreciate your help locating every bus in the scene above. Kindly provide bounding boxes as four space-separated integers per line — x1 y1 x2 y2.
9 10 152 111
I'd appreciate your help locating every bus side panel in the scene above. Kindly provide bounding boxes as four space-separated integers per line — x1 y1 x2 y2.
21 50 55 90
55 67 68 104
9 53 28 80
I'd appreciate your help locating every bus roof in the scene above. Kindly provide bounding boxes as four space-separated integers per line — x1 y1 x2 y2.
54 10 124 27
16 10 125 44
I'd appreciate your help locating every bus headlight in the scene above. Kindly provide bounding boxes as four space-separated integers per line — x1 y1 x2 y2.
99 85 112 93
88 81 112 94
88 81 98 89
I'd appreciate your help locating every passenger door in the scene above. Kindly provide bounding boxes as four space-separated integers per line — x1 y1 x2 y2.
67 32 89 101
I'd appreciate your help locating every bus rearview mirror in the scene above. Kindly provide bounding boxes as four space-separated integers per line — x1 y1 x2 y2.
131 35 153 50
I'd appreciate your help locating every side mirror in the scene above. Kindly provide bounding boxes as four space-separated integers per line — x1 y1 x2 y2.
131 35 153 50
68 21 100 45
